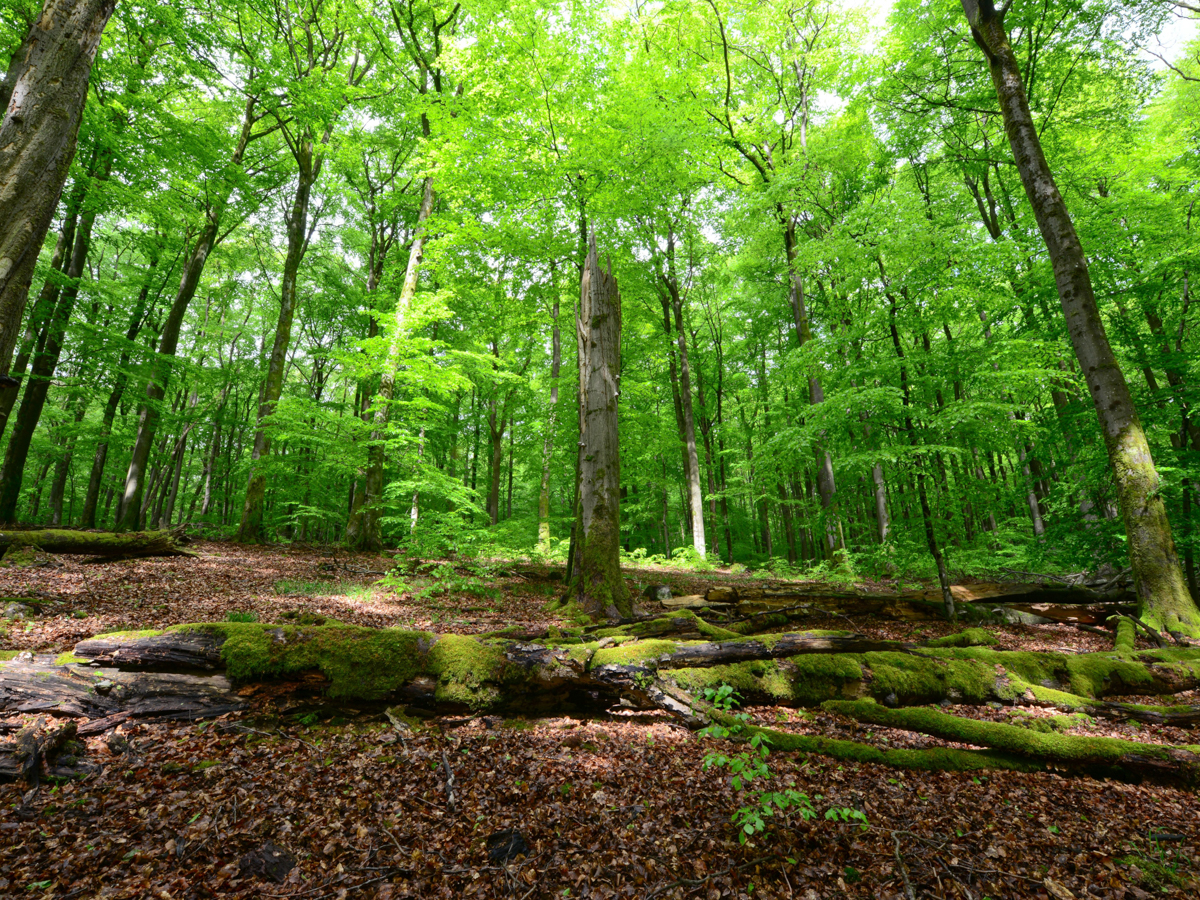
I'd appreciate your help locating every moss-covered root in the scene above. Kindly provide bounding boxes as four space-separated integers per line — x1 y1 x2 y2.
824 700 1200 788
705 708 1043 776
1114 617 1137 652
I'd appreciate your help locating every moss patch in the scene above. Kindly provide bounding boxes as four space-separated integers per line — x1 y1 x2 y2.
925 628 998 648
175 623 431 701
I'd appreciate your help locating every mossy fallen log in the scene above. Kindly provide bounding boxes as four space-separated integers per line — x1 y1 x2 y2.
7 619 1200 784
823 699 1200 787
0 528 196 560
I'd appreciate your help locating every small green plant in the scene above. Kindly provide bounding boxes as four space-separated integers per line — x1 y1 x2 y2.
700 685 819 843
226 610 258 623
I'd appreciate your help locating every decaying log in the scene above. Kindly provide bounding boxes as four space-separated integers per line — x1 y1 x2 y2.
0 655 244 722
4 619 1199 785
0 717 77 783
0 527 196 560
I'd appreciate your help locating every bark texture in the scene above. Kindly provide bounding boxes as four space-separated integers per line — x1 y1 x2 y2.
572 237 631 620
962 0 1200 633
0 0 114 374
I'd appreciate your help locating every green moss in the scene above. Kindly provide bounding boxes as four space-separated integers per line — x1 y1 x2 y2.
426 634 507 708
1007 710 1092 733
706 708 1041 775
668 660 797 703
925 628 998 648
54 653 86 666
825 700 1200 781
591 639 680 667
862 651 996 705
1114 618 1136 652
94 628 164 640
175 623 430 701
0 650 19 661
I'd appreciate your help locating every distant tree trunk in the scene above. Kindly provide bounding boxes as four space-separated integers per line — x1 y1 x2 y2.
667 258 706 559
0 0 114 376
963 0 1199 632
506 413 514 520
239 133 325 544
888 291 955 621
81 252 158 528
537 286 562 550
48 396 88 526
350 177 435 551
123 99 257 533
571 237 630 621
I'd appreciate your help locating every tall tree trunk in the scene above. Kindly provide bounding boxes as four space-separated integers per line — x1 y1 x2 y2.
0 0 114 375
571 237 630 621
667 259 706 559
81 251 158 528
349 177 435 550
48 396 88 526
962 0 1199 632
239 135 324 543
122 99 257 533
0 177 100 524
888 289 955 622
0 185 83 439
537 286 562 550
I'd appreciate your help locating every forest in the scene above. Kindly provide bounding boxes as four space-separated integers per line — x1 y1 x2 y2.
2 0 1200 898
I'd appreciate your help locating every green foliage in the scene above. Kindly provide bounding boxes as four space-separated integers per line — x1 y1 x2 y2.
700 684 867 843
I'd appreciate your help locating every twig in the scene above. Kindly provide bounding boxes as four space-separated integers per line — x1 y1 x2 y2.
1127 613 1168 648
893 831 916 900
441 747 456 813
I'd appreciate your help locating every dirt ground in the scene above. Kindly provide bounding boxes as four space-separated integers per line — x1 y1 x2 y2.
0 543 1195 899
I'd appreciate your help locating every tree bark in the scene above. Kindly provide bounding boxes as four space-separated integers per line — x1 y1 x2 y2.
538 282 562 550
571 236 630 620
122 99 257 533
349 176 435 550
0 0 114 375
239 132 326 543
962 0 1199 633
667 256 706 559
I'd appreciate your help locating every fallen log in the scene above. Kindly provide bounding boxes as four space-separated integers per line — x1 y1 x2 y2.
824 700 1200 787
5 619 1199 784
0 527 196 560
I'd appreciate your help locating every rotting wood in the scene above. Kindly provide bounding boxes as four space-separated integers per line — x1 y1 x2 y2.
0 527 196 559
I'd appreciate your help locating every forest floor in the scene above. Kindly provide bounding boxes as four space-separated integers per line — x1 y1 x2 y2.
0 542 1196 899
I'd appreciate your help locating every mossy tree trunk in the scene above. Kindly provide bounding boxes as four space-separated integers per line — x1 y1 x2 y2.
961 0 1200 636
571 236 631 620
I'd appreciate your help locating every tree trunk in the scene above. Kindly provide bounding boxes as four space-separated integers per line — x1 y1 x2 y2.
48 396 88 526
668 265 706 559
0 0 114 375
537 286 562 550
239 135 324 543
962 0 1199 633
122 99 256 533
350 177 435 551
0 527 194 558
0 185 82 440
0 182 100 524
571 237 630 621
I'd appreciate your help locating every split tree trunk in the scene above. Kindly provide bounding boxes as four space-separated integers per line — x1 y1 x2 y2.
962 0 1200 633
571 236 631 620
0 0 114 376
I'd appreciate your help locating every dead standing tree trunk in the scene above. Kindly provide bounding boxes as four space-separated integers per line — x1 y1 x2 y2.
961 0 1200 635
571 237 631 621
0 0 114 377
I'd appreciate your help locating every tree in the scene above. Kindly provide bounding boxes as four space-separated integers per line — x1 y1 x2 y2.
571 236 630 621
0 0 114 378
960 0 1200 634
